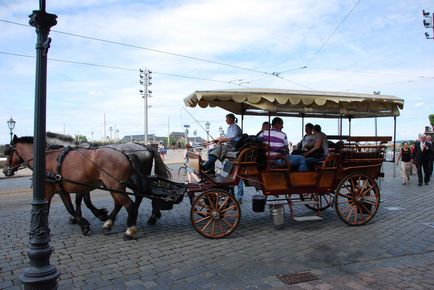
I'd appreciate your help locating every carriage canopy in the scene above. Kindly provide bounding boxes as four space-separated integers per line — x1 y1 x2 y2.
184 88 404 118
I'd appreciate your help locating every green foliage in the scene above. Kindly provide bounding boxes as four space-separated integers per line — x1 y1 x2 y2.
75 134 88 143
429 114 434 126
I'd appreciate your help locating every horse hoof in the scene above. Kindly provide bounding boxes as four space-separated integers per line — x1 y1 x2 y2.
69 218 77 224
123 233 136 241
147 217 157 225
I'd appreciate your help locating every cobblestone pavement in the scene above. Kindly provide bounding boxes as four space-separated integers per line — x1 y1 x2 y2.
1 162 434 289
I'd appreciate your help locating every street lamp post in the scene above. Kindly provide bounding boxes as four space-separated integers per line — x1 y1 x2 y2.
7 117 16 141
205 121 210 154
193 129 197 144
19 1 60 289
219 126 224 137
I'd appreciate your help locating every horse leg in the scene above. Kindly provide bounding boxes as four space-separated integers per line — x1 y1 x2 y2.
101 199 123 234
114 193 138 240
59 192 90 235
70 194 83 224
82 192 109 221
148 199 162 225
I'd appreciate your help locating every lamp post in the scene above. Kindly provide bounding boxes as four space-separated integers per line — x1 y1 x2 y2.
139 68 152 144
219 126 224 137
19 1 60 289
7 117 16 141
205 121 210 154
193 129 197 144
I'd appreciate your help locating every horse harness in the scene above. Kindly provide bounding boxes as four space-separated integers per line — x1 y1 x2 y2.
45 146 129 194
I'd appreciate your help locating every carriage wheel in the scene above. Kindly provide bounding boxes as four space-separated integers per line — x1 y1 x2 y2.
190 189 241 239
178 166 188 183
299 193 333 211
335 173 380 226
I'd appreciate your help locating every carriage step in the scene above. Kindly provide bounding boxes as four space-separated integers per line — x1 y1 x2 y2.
294 216 323 222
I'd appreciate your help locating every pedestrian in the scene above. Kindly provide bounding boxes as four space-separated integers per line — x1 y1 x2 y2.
158 142 167 160
183 143 200 183
256 121 270 136
412 134 432 186
426 135 434 177
396 142 412 185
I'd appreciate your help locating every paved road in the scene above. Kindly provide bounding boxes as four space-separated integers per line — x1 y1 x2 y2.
1 162 434 289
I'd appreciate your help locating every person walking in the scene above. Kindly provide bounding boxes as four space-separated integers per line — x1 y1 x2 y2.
396 142 412 185
412 134 432 186
426 135 434 177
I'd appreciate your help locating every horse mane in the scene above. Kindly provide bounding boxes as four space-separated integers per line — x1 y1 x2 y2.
15 136 34 143
46 132 75 147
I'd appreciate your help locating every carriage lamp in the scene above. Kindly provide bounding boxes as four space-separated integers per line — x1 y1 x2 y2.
7 117 16 141
219 126 224 137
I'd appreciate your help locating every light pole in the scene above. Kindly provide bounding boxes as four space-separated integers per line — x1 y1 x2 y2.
19 1 60 289
139 68 152 144
205 121 210 154
423 10 434 39
7 117 16 141
219 126 224 137
193 129 197 144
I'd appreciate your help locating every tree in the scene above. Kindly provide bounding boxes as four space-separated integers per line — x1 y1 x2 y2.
75 134 88 143
429 114 434 126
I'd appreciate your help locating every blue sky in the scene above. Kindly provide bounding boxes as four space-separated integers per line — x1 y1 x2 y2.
0 0 433 145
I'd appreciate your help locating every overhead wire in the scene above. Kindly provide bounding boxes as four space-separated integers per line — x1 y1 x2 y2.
0 51 242 85
0 18 311 89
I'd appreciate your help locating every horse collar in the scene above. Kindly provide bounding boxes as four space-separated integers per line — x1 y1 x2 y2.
56 146 75 176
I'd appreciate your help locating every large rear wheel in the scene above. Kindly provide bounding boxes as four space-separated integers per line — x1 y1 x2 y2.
190 189 241 239
335 173 380 226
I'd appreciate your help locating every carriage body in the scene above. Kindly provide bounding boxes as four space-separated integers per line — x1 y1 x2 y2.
184 88 404 239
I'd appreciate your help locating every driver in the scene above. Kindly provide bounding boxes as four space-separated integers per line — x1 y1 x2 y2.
202 113 242 174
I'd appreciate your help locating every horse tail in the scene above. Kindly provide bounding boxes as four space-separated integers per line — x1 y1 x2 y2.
149 147 171 179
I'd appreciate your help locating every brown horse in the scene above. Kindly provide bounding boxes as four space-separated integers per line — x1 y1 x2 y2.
3 135 140 239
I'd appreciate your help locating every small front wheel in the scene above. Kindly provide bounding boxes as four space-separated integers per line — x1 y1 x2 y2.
335 173 380 226
190 189 241 239
178 166 188 183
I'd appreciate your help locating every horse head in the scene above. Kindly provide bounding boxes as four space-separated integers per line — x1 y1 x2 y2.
2 135 26 177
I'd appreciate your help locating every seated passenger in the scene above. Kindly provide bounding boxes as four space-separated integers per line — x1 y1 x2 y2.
292 123 315 155
256 121 270 137
304 124 329 168
202 113 242 174
259 117 308 171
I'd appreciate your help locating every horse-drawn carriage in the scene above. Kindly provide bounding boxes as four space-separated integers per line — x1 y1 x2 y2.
183 88 404 238
3 88 404 240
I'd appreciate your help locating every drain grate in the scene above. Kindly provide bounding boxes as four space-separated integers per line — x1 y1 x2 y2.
277 271 319 285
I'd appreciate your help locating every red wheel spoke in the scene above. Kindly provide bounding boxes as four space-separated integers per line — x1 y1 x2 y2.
222 217 235 228
218 196 230 211
201 218 213 232
214 192 219 210
220 204 237 213
345 205 355 221
194 215 211 224
353 205 358 224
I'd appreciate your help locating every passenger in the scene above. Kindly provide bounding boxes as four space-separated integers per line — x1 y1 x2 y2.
304 124 329 168
259 117 308 171
292 123 315 155
256 121 271 137
202 113 242 174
